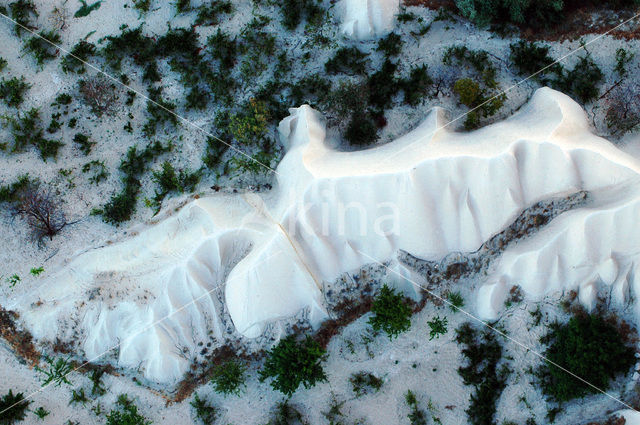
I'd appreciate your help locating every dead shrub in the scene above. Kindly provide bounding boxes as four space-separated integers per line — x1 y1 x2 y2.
12 184 67 240
78 75 119 116
606 83 640 136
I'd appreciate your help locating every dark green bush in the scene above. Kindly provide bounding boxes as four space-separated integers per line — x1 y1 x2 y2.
2 108 63 160
23 30 61 65
367 59 400 110
106 395 151 425
553 55 604 104
325 47 369 75
368 284 412 339
454 0 564 28
0 389 31 424
401 65 432 106
290 74 331 108
210 360 247 396
456 322 510 425
151 161 201 206
0 76 30 107
202 136 229 169
9 0 38 35
0 174 32 203
73 133 95 155
376 33 403 57
509 40 561 83
0 58 7 72
102 26 155 70
537 313 636 403
195 1 232 25
344 110 378 146
443 45 497 87
259 335 327 396
279 0 324 30
207 29 237 71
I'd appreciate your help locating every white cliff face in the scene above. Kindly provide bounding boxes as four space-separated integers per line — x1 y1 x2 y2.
14 88 640 383
341 0 400 40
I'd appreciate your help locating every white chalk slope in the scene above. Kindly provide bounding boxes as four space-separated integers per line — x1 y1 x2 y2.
13 88 640 383
341 0 400 40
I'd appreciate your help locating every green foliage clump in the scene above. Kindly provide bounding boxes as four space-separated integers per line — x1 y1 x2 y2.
447 291 465 311
99 141 172 224
405 390 428 425
344 110 378 146
33 406 50 419
9 0 38 35
210 359 247 396
106 395 151 425
36 356 73 387
143 87 177 136
454 0 563 28
102 26 156 70
23 30 61 66
367 59 400 111
376 33 403 57
229 99 270 147
195 1 232 25
151 161 201 207
553 55 604 104
0 76 30 107
0 174 32 203
427 316 448 340
82 160 109 185
259 335 327 396
350 372 383 397
265 401 308 425
444 45 497 87
0 389 31 424
202 136 229 170
290 74 331 109
509 41 560 83
207 29 237 71
190 393 217 425
368 284 412 339
74 0 102 18
73 133 95 155
453 78 505 129
614 48 634 77
69 388 89 406
537 313 636 403
401 65 432 106
1 108 63 160
0 58 7 72
279 0 324 30
456 322 510 425
132 0 151 12
325 47 369 75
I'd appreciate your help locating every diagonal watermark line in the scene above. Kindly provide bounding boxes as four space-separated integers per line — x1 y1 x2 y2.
356 249 639 412
386 10 640 162
0 248 285 417
0 12 280 176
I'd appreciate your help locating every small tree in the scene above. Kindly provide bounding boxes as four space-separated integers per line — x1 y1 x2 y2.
368 284 412 340
0 389 31 423
210 360 247 396
259 335 327 396
13 184 66 241
538 313 636 403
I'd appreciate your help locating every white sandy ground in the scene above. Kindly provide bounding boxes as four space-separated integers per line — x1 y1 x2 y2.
1 0 640 423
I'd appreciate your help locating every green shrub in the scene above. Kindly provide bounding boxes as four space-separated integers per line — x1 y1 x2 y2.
0 174 32 203
73 133 95 155
537 313 636 403
553 55 604 104
210 360 247 396
368 284 412 339
456 322 510 425
454 0 563 28
207 29 237 71
229 99 270 147
89 368 107 396
0 57 7 72
82 160 109 185
151 161 201 206
259 335 327 396
74 0 102 18
9 0 38 35
444 45 497 87
190 393 217 425
614 47 634 77
279 0 324 30
367 59 400 110
325 47 369 75
427 316 448 340
202 136 229 169
454 78 482 107
132 0 151 12
509 40 561 83
175 0 190 13
344 110 378 146
36 356 73 387
69 388 88 406
0 76 31 107
447 291 465 311
350 371 383 397
265 401 307 425
290 74 331 108
23 30 61 65
376 33 403 57
2 108 63 160
106 395 151 425
195 1 232 25
405 390 428 425
401 65 432 106
33 406 50 419
0 389 31 424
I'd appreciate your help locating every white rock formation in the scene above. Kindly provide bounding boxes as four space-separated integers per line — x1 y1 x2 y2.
13 88 640 383
341 0 400 40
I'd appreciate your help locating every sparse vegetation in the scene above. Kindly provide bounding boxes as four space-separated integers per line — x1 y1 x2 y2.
368 284 413 340
106 395 151 425
259 334 327 396
190 393 217 425
325 47 369 75
23 30 61 66
350 371 383 397
0 77 30 107
405 390 428 425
